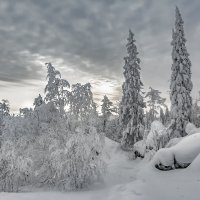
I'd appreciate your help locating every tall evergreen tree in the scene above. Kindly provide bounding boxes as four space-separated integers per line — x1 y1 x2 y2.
170 7 193 137
120 30 145 149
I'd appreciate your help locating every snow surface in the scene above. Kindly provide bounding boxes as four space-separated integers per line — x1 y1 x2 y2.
1 137 200 200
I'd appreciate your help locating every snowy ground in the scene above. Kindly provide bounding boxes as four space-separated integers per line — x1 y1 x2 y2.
1 138 200 200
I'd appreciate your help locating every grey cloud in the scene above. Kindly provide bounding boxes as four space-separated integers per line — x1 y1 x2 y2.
0 0 200 110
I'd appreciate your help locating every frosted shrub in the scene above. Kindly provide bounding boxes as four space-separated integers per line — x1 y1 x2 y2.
35 126 106 191
64 127 106 190
0 101 106 191
0 141 33 192
146 121 169 151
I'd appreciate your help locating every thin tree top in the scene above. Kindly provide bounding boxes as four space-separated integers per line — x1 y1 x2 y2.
174 6 186 42
126 29 139 60
175 6 184 26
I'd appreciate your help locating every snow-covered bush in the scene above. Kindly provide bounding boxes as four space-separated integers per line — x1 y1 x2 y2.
146 121 169 151
0 141 33 192
152 133 200 170
0 102 68 191
131 121 170 159
133 140 146 158
34 126 106 191
64 128 106 190
0 101 106 191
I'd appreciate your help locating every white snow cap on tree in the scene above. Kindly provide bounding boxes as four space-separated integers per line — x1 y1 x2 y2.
120 30 145 149
170 6 193 137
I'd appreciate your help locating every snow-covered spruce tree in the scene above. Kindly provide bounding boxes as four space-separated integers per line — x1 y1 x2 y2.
170 7 193 137
101 95 115 132
45 63 70 116
120 30 145 149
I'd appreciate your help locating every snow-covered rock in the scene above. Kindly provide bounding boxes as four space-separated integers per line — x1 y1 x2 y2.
172 133 200 164
152 148 174 168
152 133 200 170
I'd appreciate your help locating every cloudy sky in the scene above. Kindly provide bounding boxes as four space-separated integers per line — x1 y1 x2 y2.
0 0 200 112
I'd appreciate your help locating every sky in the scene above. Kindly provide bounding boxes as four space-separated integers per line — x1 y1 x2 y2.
0 0 200 113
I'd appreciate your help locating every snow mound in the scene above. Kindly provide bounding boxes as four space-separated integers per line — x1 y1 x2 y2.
152 133 200 169
172 133 200 164
152 148 174 167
